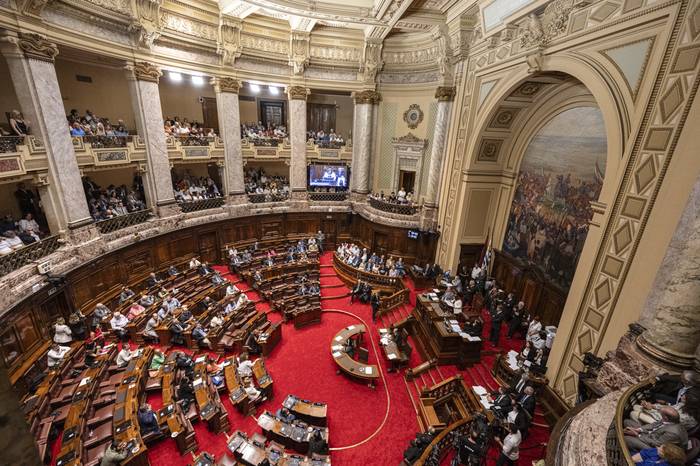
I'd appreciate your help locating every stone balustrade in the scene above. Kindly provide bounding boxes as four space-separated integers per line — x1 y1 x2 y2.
308 191 349 202
0 136 25 153
179 197 225 213
368 196 420 216
94 209 153 234
605 380 651 466
0 235 61 277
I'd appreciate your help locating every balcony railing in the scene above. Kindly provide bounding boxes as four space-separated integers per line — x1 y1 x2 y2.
0 235 61 276
315 141 345 149
94 209 153 234
308 191 348 202
80 135 130 148
172 136 216 147
415 418 472 466
368 197 420 216
179 197 225 213
0 136 25 153
606 379 651 466
250 138 282 147
248 193 289 203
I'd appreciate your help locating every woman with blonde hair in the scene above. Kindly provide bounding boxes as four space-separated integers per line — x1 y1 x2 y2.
632 442 686 466
9 110 29 136
53 317 72 344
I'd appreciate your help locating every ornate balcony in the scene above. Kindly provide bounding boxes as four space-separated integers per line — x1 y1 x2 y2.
308 191 348 202
248 193 289 203
368 197 420 215
179 197 225 213
0 235 61 276
80 135 130 148
94 209 153 234
0 136 25 153
605 380 651 466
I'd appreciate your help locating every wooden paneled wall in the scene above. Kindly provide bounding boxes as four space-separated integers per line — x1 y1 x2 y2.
3 212 437 388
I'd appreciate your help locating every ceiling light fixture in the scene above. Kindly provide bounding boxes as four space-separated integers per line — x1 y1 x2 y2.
169 72 183 82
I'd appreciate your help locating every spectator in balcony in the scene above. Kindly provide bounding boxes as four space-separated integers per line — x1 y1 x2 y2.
4 230 24 251
53 317 72 344
9 110 29 136
70 121 86 137
0 214 16 235
15 182 38 216
19 228 40 245
18 212 41 234
0 236 13 255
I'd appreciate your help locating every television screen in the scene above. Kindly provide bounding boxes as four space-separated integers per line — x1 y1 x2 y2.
308 164 348 189
408 230 419 239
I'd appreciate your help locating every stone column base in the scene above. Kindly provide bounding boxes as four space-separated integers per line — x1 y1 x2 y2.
155 202 182 218
636 333 696 370
227 193 248 206
290 190 308 201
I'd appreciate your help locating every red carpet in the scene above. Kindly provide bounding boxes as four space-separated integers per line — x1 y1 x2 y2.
65 253 548 465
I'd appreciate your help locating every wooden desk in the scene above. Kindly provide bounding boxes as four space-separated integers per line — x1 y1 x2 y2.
222 357 251 415
282 395 327 427
193 356 230 433
258 321 282 356
227 431 268 466
257 411 329 454
331 324 379 387
252 358 273 399
378 328 410 372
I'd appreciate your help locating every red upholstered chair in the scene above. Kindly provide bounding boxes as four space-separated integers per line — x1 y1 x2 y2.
87 404 114 428
84 421 112 448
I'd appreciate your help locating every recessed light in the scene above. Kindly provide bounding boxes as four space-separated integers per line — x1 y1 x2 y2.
250 83 261 93
191 76 204 86
169 72 182 82
269 86 279 95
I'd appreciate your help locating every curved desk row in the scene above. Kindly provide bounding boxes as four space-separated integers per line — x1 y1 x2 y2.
330 324 379 388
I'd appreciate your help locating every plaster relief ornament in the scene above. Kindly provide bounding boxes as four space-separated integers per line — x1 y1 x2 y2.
218 17 242 66
129 0 163 50
289 32 310 76
403 104 424 129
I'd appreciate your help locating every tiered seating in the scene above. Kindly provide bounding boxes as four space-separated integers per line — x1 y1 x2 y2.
192 355 230 433
222 356 274 416
221 430 330 466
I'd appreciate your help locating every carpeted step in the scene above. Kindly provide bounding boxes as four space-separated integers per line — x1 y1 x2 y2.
320 292 350 300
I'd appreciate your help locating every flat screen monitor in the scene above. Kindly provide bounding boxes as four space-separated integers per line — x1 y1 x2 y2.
308 164 348 189
408 230 419 239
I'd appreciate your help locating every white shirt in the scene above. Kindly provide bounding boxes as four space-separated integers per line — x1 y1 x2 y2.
502 431 521 460
18 218 40 233
237 359 254 378
244 384 260 399
226 285 239 295
189 258 201 269
6 236 23 250
110 314 128 330
526 321 542 341
117 348 133 366
47 345 70 368
54 324 72 344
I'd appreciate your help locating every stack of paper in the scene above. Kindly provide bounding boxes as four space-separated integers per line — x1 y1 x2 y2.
472 385 487 396
331 345 344 352
331 351 342 358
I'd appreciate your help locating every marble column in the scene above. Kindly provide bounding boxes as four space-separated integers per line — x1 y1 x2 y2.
287 86 309 200
1 32 92 231
125 61 176 214
212 77 245 203
350 90 381 195
424 87 456 207
637 173 700 368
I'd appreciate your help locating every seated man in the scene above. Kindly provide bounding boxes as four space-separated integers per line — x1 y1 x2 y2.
137 403 160 435
143 315 160 342
170 320 186 346
116 344 135 367
650 371 698 405
177 376 195 410
119 286 135 304
139 293 155 308
624 406 688 451
110 312 129 338
47 343 71 369
165 296 181 311
146 272 160 288
209 311 224 330
630 391 698 432
167 265 179 276
92 302 111 328
243 377 261 401
178 306 193 323
276 407 295 423
237 355 255 378
192 322 212 349
211 272 225 285
189 257 201 269
244 331 261 355
198 296 215 313
307 429 328 456
198 262 213 276
226 283 240 295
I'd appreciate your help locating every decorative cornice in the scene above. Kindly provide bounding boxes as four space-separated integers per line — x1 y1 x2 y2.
286 85 309 100
212 76 241 94
18 33 59 63
352 90 382 104
129 61 162 82
435 86 456 101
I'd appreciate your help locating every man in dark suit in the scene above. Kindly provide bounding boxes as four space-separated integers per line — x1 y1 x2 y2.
490 386 513 419
511 372 532 395
508 301 526 338
518 386 536 420
651 371 697 405
350 280 363 303
489 304 505 345
14 182 37 216
623 406 688 451
370 292 380 322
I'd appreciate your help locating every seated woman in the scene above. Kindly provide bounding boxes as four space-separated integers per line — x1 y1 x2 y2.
127 302 146 320
243 377 261 401
632 443 685 466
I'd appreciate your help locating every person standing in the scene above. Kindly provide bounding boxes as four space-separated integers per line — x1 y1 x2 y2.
316 230 325 254
495 423 521 466
370 292 380 322
490 304 505 346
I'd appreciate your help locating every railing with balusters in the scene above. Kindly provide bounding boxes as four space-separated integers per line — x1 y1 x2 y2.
0 135 25 153
368 197 420 215
308 191 348 202
80 135 131 148
414 418 473 466
179 197 225 212
247 193 289 203
606 379 652 466
94 209 152 234
0 235 61 276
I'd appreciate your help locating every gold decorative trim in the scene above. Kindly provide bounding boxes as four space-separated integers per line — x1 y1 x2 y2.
286 86 309 101
352 90 382 105
212 77 241 94
435 86 456 101
131 61 162 83
18 33 59 63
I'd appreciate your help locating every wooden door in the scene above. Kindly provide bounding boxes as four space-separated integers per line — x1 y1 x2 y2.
399 170 416 193
198 231 219 263
321 218 337 250
201 97 219 133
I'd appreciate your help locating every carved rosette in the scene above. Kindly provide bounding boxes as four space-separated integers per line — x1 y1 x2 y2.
286 86 309 101
352 90 382 105
130 61 162 83
18 33 59 63
435 86 456 102
212 77 241 94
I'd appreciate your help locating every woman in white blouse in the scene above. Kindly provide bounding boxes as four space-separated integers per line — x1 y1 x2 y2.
495 422 521 466
53 317 73 344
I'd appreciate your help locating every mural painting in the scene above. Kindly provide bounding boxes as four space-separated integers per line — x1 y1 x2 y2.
502 106 607 288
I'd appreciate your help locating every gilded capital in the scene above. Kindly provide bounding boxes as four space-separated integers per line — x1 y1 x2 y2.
18 33 58 63
129 61 162 83
435 86 456 101
287 86 309 101
353 90 382 105
212 77 241 94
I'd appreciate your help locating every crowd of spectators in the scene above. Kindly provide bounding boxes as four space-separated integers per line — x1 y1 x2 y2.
369 188 415 205
67 109 129 137
172 173 222 202
244 167 289 196
0 212 45 254
241 122 287 145
336 242 406 278
83 175 147 221
164 116 216 140
306 129 345 147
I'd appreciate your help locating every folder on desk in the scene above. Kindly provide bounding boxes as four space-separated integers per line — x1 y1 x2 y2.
472 385 487 396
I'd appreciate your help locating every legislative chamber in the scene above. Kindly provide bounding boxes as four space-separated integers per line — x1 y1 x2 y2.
0 1 699 465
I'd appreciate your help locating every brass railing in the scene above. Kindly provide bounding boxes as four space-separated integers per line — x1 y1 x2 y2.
179 197 225 212
606 379 653 466
415 418 472 466
0 235 61 276
368 197 419 215
94 209 152 234
0 135 25 153
308 191 348 202
247 193 289 203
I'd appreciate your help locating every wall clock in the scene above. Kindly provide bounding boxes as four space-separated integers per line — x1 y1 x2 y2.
403 104 424 129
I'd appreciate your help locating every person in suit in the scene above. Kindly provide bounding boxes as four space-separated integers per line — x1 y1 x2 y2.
14 182 38 216
519 386 536 420
307 429 328 456
624 406 688 451
651 371 698 405
511 372 532 395
490 386 513 419
137 403 160 435
505 401 529 436
489 304 505 345
146 272 160 288
350 280 363 303
370 292 380 322
508 301 526 338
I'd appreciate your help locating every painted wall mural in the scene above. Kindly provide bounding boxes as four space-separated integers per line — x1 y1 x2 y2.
502 106 607 289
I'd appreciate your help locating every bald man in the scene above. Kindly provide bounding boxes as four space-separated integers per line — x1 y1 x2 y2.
623 406 688 451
